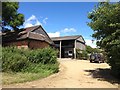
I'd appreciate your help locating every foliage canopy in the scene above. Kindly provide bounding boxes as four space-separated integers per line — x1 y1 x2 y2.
2 2 24 31
88 2 120 77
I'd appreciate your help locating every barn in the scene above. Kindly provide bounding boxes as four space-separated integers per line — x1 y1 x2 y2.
2 25 54 49
51 35 86 59
2 25 86 59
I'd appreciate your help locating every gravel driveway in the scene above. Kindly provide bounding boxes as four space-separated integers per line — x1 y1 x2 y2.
3 58 119 88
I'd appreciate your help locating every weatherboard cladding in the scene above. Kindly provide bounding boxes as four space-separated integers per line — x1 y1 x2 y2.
51 35 85 44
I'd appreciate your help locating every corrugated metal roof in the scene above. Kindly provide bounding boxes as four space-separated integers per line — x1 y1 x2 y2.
51 35 81 41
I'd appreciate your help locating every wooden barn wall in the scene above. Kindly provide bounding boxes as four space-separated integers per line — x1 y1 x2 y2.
76 41 86 50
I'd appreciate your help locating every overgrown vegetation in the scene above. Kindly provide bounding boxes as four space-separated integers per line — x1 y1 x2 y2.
88 2 120 78
76 49 88 60
76 46 101 60
2 46 59 84
86 45 101 54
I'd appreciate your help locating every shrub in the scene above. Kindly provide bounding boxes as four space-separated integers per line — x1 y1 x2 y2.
2 46 59 72
76 49 82 59
81 50 89 60
2 47 29 72
86 45 101 54
76 49 88 60
27 47 58 64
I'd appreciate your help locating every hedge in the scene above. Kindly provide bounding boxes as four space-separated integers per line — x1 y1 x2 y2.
2 46 58 72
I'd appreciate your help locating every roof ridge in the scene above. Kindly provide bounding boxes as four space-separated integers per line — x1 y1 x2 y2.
51 35 81 38
28 25 41 32
27 32 30 38
24 25 41 29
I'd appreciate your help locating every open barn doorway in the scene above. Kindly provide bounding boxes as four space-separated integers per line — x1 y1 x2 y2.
61 47 74 58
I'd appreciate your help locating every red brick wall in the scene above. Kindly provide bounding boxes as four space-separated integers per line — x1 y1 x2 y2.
28 40 49 49
5 40 28 49
4 39 50 49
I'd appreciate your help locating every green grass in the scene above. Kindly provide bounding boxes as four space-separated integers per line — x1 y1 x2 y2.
3 71 53 85
2 63 59 85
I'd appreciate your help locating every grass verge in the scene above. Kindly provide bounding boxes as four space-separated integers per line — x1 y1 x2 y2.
2 63 59 85
2 72 50 85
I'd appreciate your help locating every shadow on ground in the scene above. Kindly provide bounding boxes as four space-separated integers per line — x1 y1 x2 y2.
84 68 120 84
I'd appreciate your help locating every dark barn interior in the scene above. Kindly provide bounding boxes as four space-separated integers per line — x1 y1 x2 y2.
54 40 75 58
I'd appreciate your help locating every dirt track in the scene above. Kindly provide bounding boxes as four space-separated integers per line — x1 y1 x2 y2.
3 59 119 88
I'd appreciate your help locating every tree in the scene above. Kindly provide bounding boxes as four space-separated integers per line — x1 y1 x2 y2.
88 2 120 78
2 2 24 31
86 45 101 54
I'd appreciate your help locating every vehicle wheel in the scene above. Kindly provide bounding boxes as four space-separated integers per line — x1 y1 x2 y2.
90 60 92 63
98 61 101 63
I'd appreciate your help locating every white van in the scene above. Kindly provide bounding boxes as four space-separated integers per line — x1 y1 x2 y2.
68 51 73 57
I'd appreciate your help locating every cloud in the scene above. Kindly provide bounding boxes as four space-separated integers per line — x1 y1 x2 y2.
36 20 41 25
40 16 43 18
48 32 60 37
43 17 48 24
85 39 97 48
24 23 33 28
61 28 76 33
48 27 77 37
26 15 36 22
24 15 42 28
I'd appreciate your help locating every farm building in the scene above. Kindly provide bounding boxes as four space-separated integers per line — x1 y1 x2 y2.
2 25 54 49
51 35 86 59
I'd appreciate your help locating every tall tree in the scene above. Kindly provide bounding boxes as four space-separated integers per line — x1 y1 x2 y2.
88 2 120 77
2 2 24 31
